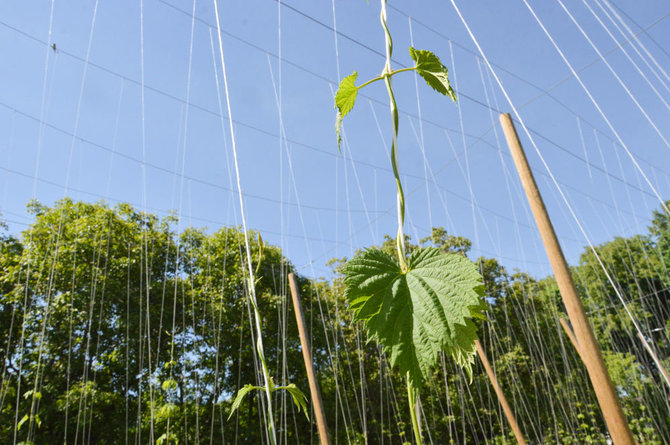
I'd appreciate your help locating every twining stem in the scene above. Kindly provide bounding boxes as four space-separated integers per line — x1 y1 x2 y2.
379 0 407 272
246 284 277 445
379 0 419 442
245 243 276 445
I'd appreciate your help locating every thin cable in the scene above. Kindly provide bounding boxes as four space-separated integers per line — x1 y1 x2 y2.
449 0 670 390
589 0 670 97
556 0 670 146
32 0 56 199
603 0 670 83
211 1 277 442
522 0 669 215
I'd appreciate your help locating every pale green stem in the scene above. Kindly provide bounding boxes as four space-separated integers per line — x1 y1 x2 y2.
379 0 407 271
357 66 417 90
380 1 422 443
407 373 423 445
246 277 277 445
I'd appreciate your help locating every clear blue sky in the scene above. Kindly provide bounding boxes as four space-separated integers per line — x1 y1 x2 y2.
1 0 669 279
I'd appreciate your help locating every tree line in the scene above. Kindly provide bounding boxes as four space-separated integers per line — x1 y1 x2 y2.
1 198 669 444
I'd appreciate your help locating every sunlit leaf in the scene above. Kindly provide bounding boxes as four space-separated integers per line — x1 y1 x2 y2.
342 247 485 386
156 403 178 422
334 71 358 150
409 47 456 102
162 379 177 392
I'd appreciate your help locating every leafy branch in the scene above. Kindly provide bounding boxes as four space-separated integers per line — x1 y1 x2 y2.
227 234 309 445
228 379 309 421
335 47 456 153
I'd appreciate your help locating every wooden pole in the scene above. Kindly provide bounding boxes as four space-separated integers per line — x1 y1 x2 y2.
499 113 635 445
288 273 332 445
559 318 582 360
475 340 527 445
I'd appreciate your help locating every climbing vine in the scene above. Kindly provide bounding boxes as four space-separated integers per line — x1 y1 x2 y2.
226 235 308 445
334 1 486 443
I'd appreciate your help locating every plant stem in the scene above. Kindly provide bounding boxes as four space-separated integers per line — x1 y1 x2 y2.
379 1 420 441
357 76 385 90
211 1 277 439
379 0 407 271
389 66 418 76
357 67 417 90
406 373 423 445
245 275 277 445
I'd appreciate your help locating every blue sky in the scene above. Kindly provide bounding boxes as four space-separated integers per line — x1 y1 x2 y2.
1 0 669 279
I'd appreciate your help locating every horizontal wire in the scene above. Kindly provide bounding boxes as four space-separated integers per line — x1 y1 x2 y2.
389 3 670 178
266 0 670 179
0 165 355 246
0 55 654 245
1 12 664 201
0 2 663 270
2 97 648 240
0 102 381 215
135 3 670 190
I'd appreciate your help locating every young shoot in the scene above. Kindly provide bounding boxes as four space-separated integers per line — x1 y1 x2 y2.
227 234 308 445
334 1 486 444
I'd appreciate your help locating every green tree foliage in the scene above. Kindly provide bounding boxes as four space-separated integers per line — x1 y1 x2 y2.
1 201 670 444
0 199 315 444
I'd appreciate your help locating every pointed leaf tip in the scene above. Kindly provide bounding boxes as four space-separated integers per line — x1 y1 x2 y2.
409 47 457 102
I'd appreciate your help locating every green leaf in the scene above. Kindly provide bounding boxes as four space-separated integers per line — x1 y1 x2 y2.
156 403 178 421
409 47 457 102
228 384 263 420
161 378 177 392
334 71 358 150
258 232 264 257
17 414 29 431
276 383 310 420
341 247 485 386
157 432 177 445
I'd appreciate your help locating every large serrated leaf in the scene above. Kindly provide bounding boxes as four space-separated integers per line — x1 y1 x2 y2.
409 47 457 102
342 247 485 386
334 71 358 150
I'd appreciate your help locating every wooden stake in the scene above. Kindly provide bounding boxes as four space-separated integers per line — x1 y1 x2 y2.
499 113 635 445
475 340 527 445
288 273 332 445
559 318 582 360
